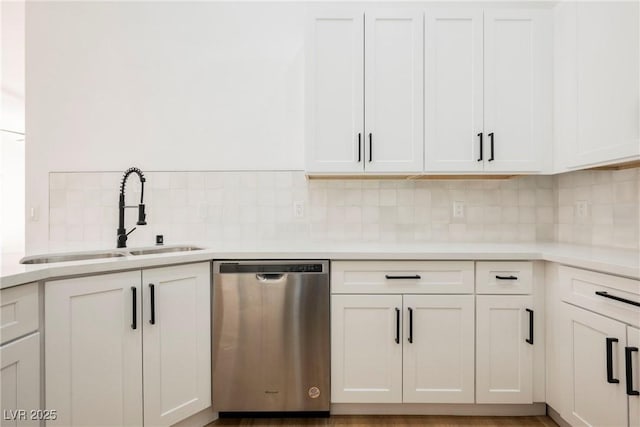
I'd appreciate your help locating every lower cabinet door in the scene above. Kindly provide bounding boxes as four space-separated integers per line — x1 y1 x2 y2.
1 333 40 427
402 295 474 403
142 263 211 427
331 294 403 403
476 295 534 403
564 304 627 427
45 271 143 426
629 326 640 427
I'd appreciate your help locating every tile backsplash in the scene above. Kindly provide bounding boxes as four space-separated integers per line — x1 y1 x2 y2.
48 171 555 250
48 168 639 250
554 168 639 249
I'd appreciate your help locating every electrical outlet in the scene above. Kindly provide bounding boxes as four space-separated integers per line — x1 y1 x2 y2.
453 201 465 218
576 200 589 219
293 201 305 218
29 206 39 222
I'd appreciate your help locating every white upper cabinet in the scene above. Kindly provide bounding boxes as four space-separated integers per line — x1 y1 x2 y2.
306 6 553 175
483 10 552 173
425 9 484 172
305 12 364 173
306 9 423 174
364 10 424 173
555 1 639 170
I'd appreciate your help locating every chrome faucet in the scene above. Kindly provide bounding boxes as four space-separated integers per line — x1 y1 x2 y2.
117 167 147 248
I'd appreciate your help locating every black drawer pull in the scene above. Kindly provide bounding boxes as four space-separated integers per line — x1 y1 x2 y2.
488 132 495 161
368 133 373 162
395 308 400 344
477 132 483 162
357 133 362 162
626 347 639 396
149 283 156 325
496 275 518 280
385 275 421 280
131 286 137 330
595 291 640 308
606 337 620 383
408 307 413 344
525 308 534 345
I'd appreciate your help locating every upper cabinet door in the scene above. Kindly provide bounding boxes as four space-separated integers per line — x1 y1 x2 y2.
306 12 364 173
425 9 483 172
483 10 552 173
364 10 423 173
572 1 640 168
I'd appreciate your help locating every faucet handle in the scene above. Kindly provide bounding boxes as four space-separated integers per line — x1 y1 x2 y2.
126 227 137 237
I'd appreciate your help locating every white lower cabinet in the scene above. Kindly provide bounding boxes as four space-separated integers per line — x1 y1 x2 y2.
476 295 534 404
331 294 403 403
142 264 211 426
629 326 640 427
45 270 143 427
1 333 40 427
403 295 475 403
564 304 634 427
331 294 475 404
45 263 211 427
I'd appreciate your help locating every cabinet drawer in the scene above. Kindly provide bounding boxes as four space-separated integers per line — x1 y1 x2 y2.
331 261 474 294
476 262 533 294
1 283 39 345
560 266 640 326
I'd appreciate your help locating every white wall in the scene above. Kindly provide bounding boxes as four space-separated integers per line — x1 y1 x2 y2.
26 1 312 251
1 0 25 253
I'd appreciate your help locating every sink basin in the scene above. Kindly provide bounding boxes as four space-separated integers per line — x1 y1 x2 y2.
128 246 204 256
20 251 127 264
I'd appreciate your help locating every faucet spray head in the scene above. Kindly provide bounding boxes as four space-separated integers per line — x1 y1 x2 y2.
137 204 147 225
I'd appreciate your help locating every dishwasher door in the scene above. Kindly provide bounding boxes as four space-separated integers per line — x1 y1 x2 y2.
212 261 330 413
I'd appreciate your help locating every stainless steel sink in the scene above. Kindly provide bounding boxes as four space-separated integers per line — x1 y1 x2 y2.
20 251 127 264
128 246 204 256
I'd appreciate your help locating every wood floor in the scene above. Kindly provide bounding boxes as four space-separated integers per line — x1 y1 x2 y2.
210 415 558 426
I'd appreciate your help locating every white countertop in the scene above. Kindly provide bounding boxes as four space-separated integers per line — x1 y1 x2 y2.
1 242 639 289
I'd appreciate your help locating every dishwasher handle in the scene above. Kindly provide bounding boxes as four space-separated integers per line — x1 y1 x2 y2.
256 273 286 281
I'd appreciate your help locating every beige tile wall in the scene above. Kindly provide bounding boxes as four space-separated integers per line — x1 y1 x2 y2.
554 168 639 249
48 168 639 250
48 171 555 250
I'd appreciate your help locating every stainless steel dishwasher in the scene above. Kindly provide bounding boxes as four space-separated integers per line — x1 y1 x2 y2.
212 260 330 415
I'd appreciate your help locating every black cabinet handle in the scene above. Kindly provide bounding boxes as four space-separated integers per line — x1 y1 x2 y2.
488 132 495 161
149 283 156 325
477 132 483 162
408 307 413 344
385 275 421 280
595 291 640 307
525 308 534 345
395 308 400 344
626 347 639 395
607 338 620 383
131 286 137 330
368 133 372 162
496 275 518 280
357 133 362 162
